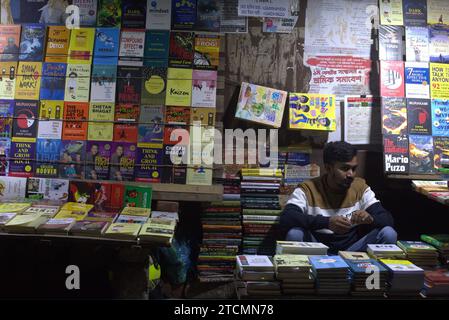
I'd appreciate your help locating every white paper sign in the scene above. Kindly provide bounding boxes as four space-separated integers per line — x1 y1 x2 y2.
238 0 292 18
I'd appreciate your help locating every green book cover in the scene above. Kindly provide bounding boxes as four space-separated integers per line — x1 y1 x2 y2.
421 234 449 249
124 185 152 208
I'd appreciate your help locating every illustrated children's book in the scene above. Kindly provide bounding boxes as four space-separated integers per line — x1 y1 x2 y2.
289 93 336 131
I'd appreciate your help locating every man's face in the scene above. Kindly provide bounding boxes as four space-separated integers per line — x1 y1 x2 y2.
116 146 123 156
327 156 358 190
91 145 98 155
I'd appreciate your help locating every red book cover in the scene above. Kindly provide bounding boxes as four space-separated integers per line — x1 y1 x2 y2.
380 61 405 97
113 123 138 143
62 102 89 140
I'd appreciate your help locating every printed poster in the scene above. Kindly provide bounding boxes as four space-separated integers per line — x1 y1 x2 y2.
344 96 381 145
289 93 337 131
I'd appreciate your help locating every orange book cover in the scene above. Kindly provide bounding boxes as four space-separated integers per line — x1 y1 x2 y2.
62 101 89 140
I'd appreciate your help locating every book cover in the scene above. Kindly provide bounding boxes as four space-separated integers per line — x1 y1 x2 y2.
67 27 95 65
144 30 169 65
135 147 163 183
64 63 91 102
288 93 335 131
118 29 145 67
406 26 430 62
97 0 122 27
382 97 407 135
190 107 215 144
104 223 141 239
430 63 449 99
383 134 409 174
407 98 431 135
169 31 194 68
123 185 152 208
0 176 27 200
12 100 38 142
171 0 197 30
109 142 136 181
161 144 188 183
186 165 212 185
0 25 21 62
138 105 165 148
429 24 449 63
380 60 405 97
431 99 449 136
116 66 142 104
194 34 220 70
85 141 112 180
30 178 69 201
195 0 220 32
379 25 404 61
191 70 217 107
403 0 427 26
380 0 404 26
59 140 85 179
113 123 138 143
69 220 109 235
122 0 147 28
146 0 171 30
45 26 70 63
85 209 119 222
409 134 434 174
90 64 117 103
405 62 430 99
18 23 45 62
427 0 449 25
0 139 9 176
433 136 449 169
62 102 89 140
164 106 190 145
0 100 13 138
35 138 60 178
88 102 114 141
114 103 139 142
36 218 75 234
8 141 35 177
73 0 98 26
93 27 120 65
1 0 68 25
40 62 66 100
37 100 63 140
165 67 192 106
141 65 167 105
15 61 42 100
0 61 17 99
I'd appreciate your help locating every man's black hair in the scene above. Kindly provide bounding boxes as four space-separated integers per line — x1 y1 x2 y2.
323 141 357 165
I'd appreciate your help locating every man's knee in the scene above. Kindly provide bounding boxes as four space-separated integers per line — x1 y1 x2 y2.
378 226 398 244
285 227 305 241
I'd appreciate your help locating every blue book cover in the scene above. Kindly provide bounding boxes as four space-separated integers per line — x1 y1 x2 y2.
59 140 86 179
286 152 311 166
18 23 46 61
431 99 449 137
135 147 163 183
309 256 349 271
90 64 117 103
35 138 61 178
144 30 169 61
40 62 67 100
171 0 197 30
138 105 165 148
9 141 36 178
0 138 11 176
4 0 69 25
346 259 388 274
430 24 449 63
409 134 434 174
195 0 220 32
0 100 14 138
93 27 120 65
403 0 427 26
404 62 430 99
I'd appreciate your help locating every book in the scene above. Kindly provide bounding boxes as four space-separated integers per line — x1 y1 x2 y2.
289 93 335 131
62 102 89 140
165 67 192 106
195 0 220 32
59 140 86 179
121 206 152 217
384 134 409 174
0 61 17 99
114 103 139 143
73 0 98 26
144 30 169 64
0 25 21 61
36 218 75 234
97 0 122 27
104 223 141 240
4 212 48 233
190 107 215 144
138 105 165 148
54 203 93 221
90 65 117 103
171 0 197 30
186 165 213 185
427 0 449 25
194 34 220 70
403 0 427 26
407 98 431 135
40 63 67 101
69 220 109 236
45 26 70 63
430 24 449 63
118 29 145 67
151 210 178 221
88 102 114 141
122 0 147 28
12 100 39 142
85 141 112 180
161 144 188 183
381 97 407 135
124 185 152 208
141 66 167 105
93 27 120 65
191 70 217 107
146 0 172 30
338 251 371 261
0 201 30 213
164 106 190 145
0 138 10 176
0 176 27 200
169 31 194 68
276 241 329 255
116 66 142 104
0 213 17 230
0 100 13 138
138 218 176 244
25 177 69 201
23 204 60 218
379 25 404 61
380 60 405 97
67 27 95 65
14 61 42 100
115 214 148 224
431 99 449 137
405 62 430 99
85 210 120 222
430 63 449 99
18 23 45 62
433 136 449 170
109 142 137 181
409 134 434 174
379 259 424 272
135 147 163 183
406 26 430 62
236 255 274 272
1 0 69 24
35 138 60 178
64 64 91 102
379 0 404 25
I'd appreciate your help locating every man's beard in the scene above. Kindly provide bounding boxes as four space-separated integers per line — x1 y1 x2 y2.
340 177 354 189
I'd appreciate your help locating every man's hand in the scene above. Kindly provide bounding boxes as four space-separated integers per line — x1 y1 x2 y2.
351 210 374 225
329 216 352 234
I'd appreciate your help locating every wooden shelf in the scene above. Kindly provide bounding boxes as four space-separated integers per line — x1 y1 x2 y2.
386 174 449 180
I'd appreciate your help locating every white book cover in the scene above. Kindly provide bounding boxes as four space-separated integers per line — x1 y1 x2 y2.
406 26 430 62
277 241 328 249
191 70 217 108
368 244 403 252
0 176 27 200
64 64 91 102
37 120 63 140
44 178 69 201
151 211 179 221
237 255 273 268
0 213 16 225
404 62 430 99
382 261 424 273
146 0 171 30
119 30 145 67
73 0 98 26
90 65 117 103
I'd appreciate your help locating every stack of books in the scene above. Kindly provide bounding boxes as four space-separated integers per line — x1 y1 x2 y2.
36 218 76 235
421 234 449 265
367 244 407 260
339 251 371 261
380 259 425 296
240 168 282 255
309 255 351 295
23 204 61 218
276 241 329 255
4 212 49 234
0 213 17 231
422 269 449 297
345 259 388 297
115 207 151 224
274 254 315 295
138 218 176 245
69 220 110 237
397 241 439 268
103 223 142 240
54 202 94 221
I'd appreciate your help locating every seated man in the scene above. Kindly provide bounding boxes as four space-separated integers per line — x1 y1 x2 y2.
280 141 397 254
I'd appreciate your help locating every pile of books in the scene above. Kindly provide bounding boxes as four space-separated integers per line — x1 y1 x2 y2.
309 255 351 295
367 244 407 260
276 240 329 255
346 259 388 297
274 254 315 295
380 259 425 296
138 218 176 245
397 241 439 268
422 268 449 297
421 234 449 265
241 168 282 255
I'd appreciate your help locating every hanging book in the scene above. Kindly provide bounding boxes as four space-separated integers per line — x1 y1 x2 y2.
0 100 13 138
427 0 449 25
35 138 60 178
405 26 429 62
0 25 21 62
118 29 145 67
169 31 194 68
8 141 35 178
141 65 167 105
40 62 67 101
429 24 449 63
191 70 217 107
288 93 336 131
431 99 449 137
73 0 98 26
195 0 220 32
380 60 405 97
165 67 192 106
194 34 220 70
88 102 114 142
407 98 431 135
18 24 45 62
135 147 163 183
85 141 112 180
64 64 91 102
109 142 136 181
379 0 404 26
405 62 430 99
403 0 427 26
171 0 197 30
116 66 142 104
409 134 434 174
382 97 407 135
144 30 169 65
0 61 17 99
93 27 120 65
97 0 122 27
11 100 38 142
90 64 117 103
67 27 95 65
15 61 42 100
433 136 449 170
379 26 404 61
146 0 171 30
37 100 63 140
122 0 147 28
59 140 86 179
384 134 410 175
186 165 213 186
62 102 89 141
138 105 165 148
430 63 449 99
45 26 70 63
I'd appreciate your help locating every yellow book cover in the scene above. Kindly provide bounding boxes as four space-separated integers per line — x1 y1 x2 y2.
15 62 42 100
4 213 46 228
54 209 88 221
68 28 95 64
61 202 94 213
38 100 64 140
139 219 176 236
0 202 31 213
0 61 17 99
380 0 404 26
186 165 213 186
289 93 336 131
241 168 283 177
165 68 192 106
120 207 152 218
194 34 220 69
430 63 449 99
45 26 71 63
427 0 449 25
88 102 115 141
104 223 141 237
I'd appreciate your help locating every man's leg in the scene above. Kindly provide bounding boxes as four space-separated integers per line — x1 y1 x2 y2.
346 226 398 252
285 227 317 242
